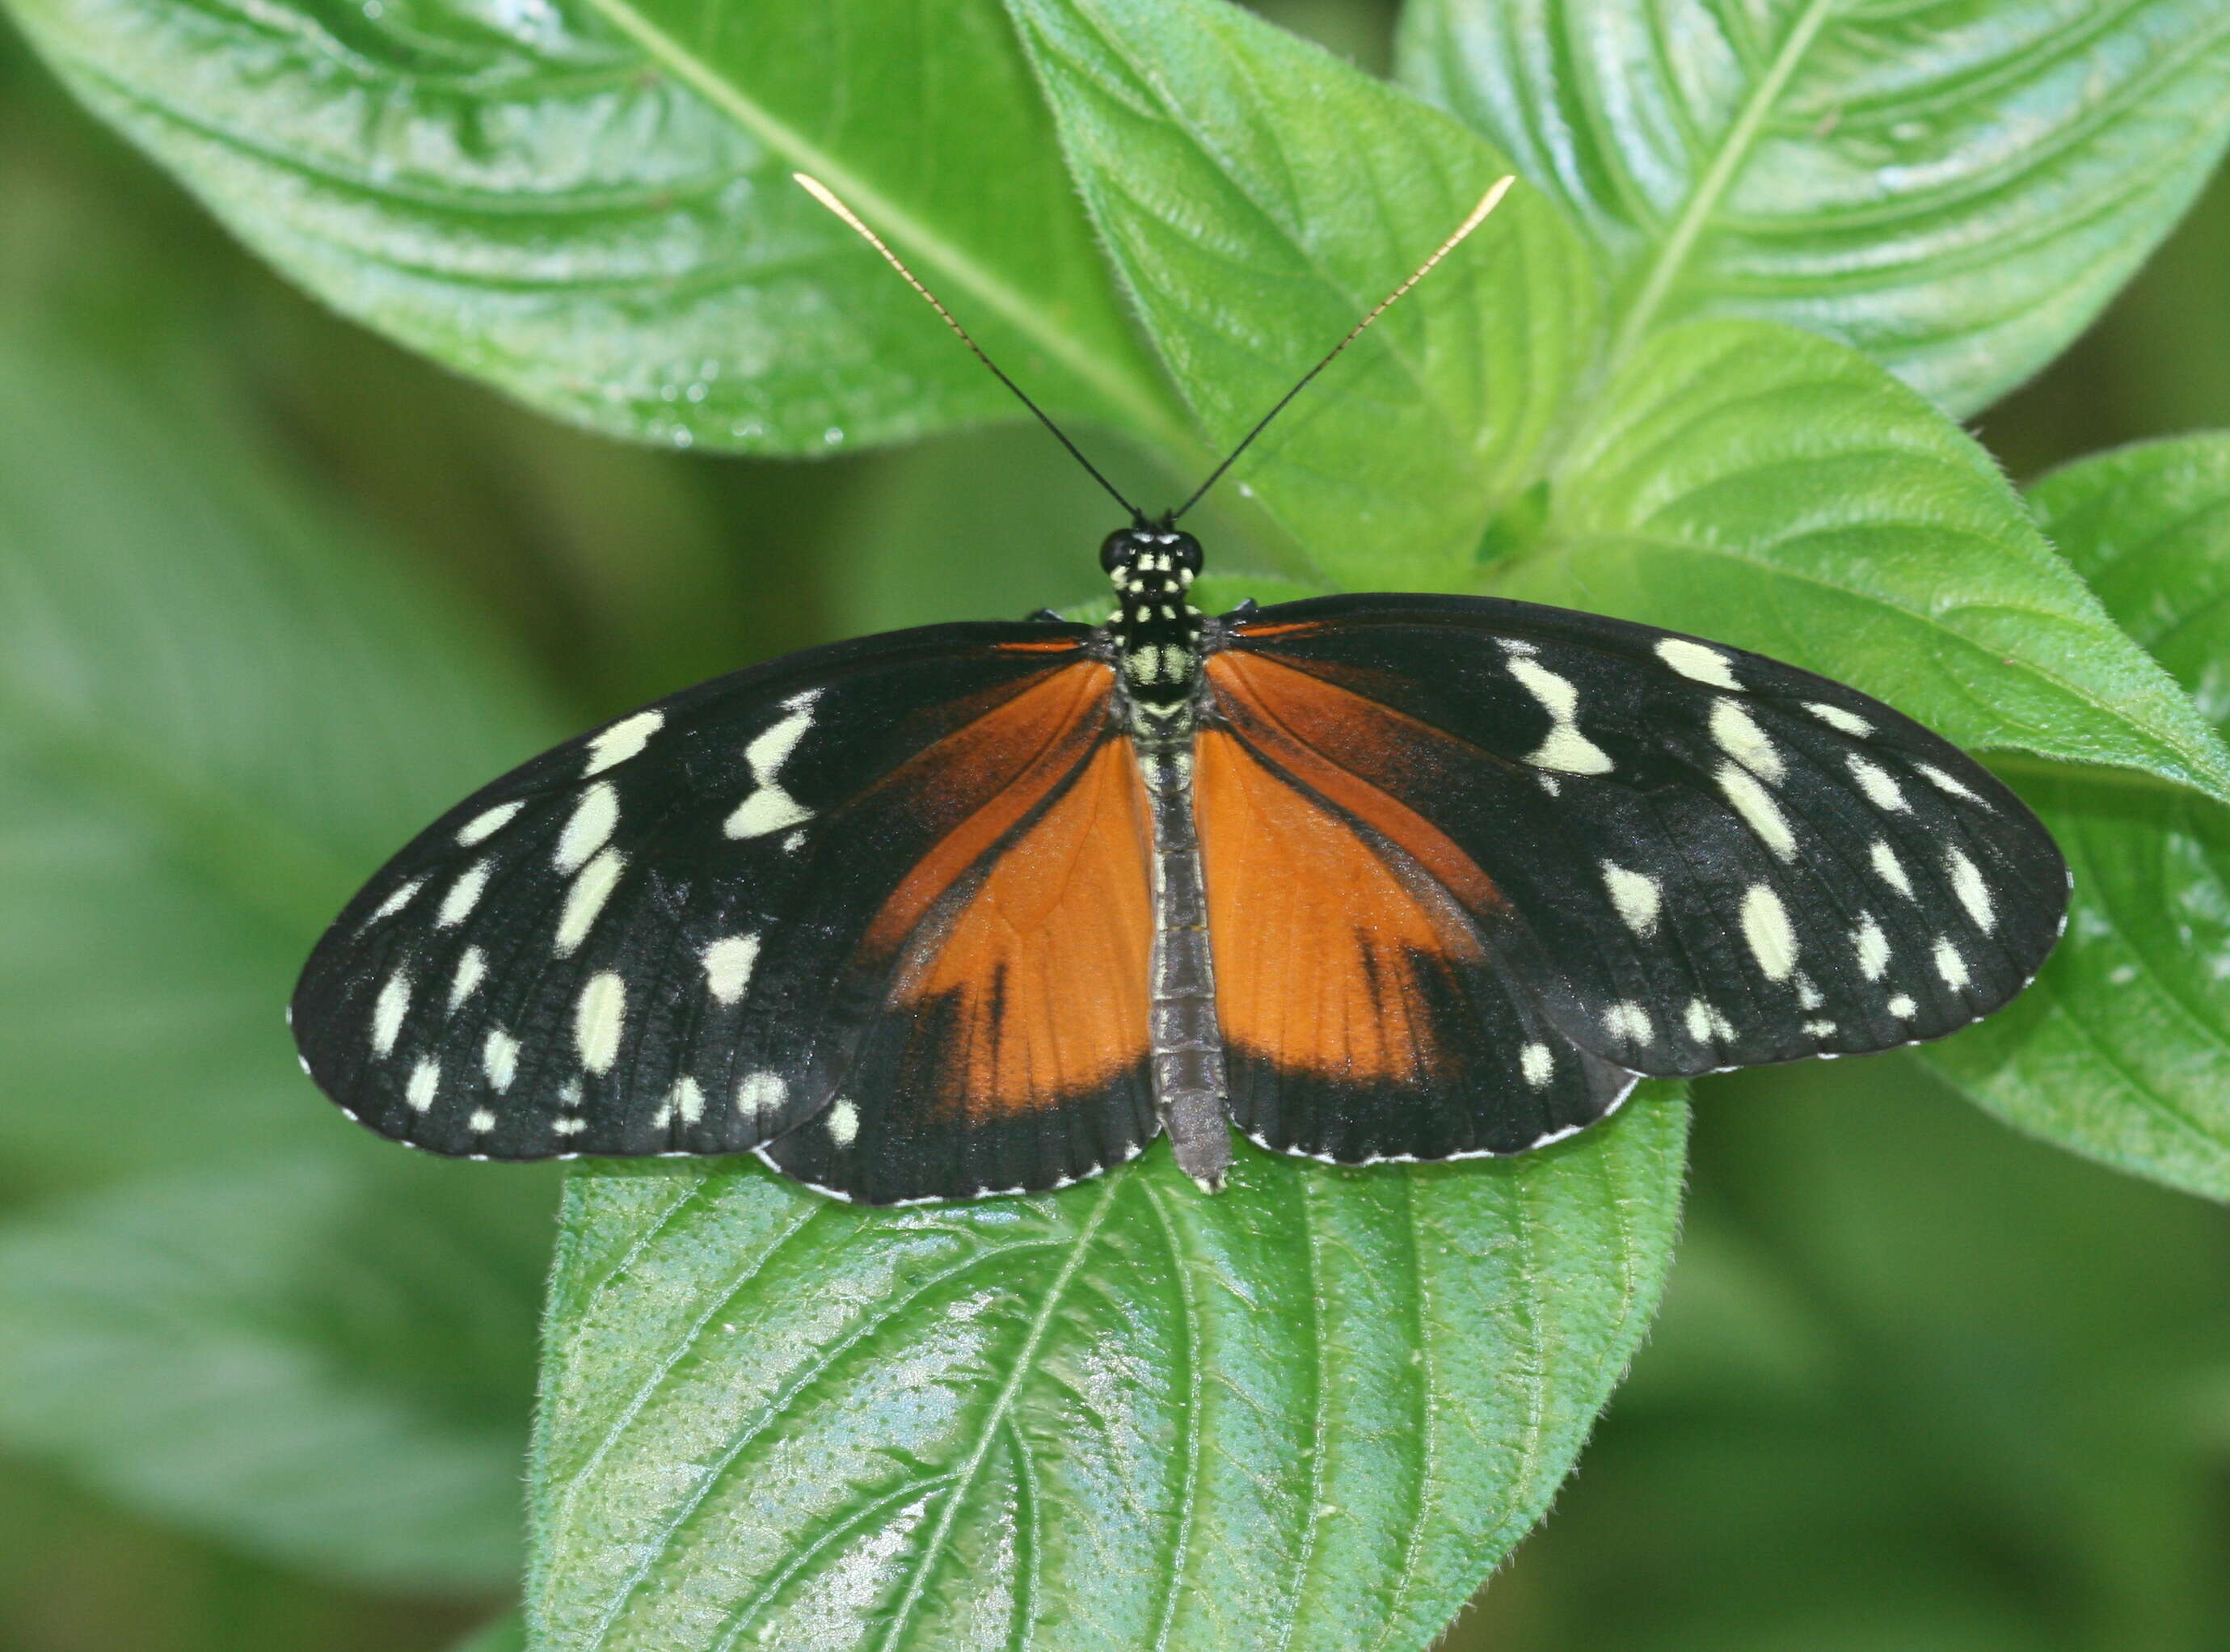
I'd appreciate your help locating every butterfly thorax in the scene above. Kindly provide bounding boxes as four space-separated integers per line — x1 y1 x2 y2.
1101 525 1206 740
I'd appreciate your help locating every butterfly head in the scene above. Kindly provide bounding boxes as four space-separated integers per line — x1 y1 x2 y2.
1102 525 1206 718
1100 525 1204 585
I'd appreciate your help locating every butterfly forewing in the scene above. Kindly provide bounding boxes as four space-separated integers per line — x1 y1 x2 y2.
291 622 1146 1188
763 735 1158 1203
1215 596 2068 1096
1193 725 1636 1163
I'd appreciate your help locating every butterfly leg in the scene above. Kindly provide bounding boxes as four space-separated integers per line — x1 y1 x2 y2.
1140 742 1233 1191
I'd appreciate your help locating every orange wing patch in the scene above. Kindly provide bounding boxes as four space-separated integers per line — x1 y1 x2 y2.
879 736 1154 1119
1195 727 1486 1086
1206 651 1504 915
861 660 1115 955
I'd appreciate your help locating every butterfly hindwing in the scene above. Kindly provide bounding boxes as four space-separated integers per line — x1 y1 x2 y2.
291 622 1153 1199
1212 595 2068 1105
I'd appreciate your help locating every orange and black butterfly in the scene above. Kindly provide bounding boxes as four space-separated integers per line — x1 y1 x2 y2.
291 177 2068 1205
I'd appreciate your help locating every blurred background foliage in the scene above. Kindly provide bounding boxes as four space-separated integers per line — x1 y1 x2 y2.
0 0 2226 1648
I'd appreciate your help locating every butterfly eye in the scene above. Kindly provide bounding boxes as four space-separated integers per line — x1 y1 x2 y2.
1100 529 1143 574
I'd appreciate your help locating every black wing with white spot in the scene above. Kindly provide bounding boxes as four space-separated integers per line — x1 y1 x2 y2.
291 622 1128 1174
1216 595 2068 1086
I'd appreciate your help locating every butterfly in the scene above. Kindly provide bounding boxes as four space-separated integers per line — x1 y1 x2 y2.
290 175 2068 1206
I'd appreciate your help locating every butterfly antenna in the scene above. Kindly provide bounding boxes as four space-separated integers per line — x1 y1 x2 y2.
1169 175 1517 525
794 173 1146 525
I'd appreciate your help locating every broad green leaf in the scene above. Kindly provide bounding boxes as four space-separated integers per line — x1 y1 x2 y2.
1397 0 2230 416
0 1156 544 1591
0 322 558 1579
1920 434 2230 1200
0 329 558 1187
528 1092 1687 1652
1494 319 2230 804
2 0 1187 455
1005 0 1601 588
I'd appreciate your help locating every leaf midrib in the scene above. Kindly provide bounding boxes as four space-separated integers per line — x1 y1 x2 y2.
870 1174 1125 1652
1609 0 1838 362
580 0 1192 457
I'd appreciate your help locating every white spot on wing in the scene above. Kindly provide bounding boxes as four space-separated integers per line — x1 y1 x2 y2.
1870 839 1916 899
1741 883 1798 980
437 861 491 927
1917 762 1986 804
575 971 626 1074
1847 753 1907 811
737 1071 786 1117
1604 1002 1653 1043
469 1108 496 1132
1888 993 1918 1018
457 803 522 846
725 697 821 837
1684 998 1735 1043
406 1057 440 1111
825 1098 860 1147
726 786 812 839
661 1077 705 1127
449 946 487 1010
584 710 664 777
1657 638 1741 689
373 973 411 1057
1718 763 1796 858
1601 862 1662 937
1946 847 1996 933
1806 702 1872 736
555 782 619 874
1853 915 1891 980
1520 1043 1553 1087
369 878 426 924
1511 657 1615 775
483 1027 520 1092
1529 725 1614 774
1933 938 1971 990
746 696 819 774
702 933 761 1005
555 848 626 955
1508 657 1578 720
1709 698 1783 782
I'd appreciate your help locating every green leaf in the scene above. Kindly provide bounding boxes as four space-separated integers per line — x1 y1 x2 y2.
528 1092 1686 1652
1492 319 2230 804
0 328 558 1188
0 321 558 1579
2 0 1187 456
1005 0 1601 588
1397 0 2230 415
1919 434 2230 1200
0 1156 545 1591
